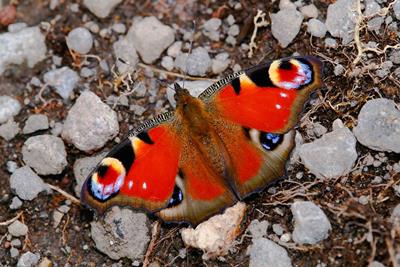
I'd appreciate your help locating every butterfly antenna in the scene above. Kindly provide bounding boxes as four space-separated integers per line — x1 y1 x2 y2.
182 20 196 90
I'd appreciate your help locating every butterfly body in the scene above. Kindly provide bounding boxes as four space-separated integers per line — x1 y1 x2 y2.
81 56 323 225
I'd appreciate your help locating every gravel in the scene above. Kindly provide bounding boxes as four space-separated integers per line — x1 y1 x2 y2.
83 0 122 18
307 19 327 38
113 37 139 74
9 196 22 209
202 18 222 41
161 56 174 71
17 251 39 267
248 238 292 267
395 0 400 20
128 16 175 64
0 26 47 75
325 0 357 44
364 0 381 16
167 41 182 58
66 27 93 54
22 114 49 134
272 224 285 236
10 247 19 258
175 47 211 76
325 37 338 48
0 119 19 140
73 153 105 196
291 201 332 244
271 8 304 48
62 91 119 152
43 67 80 100
90 206 150 260
299 120 358 178
0 96 21 124
247 219 269 239
22 135 67 175
300 4 319 18
10 166 50 201
8 220 28 237
353 98 400 153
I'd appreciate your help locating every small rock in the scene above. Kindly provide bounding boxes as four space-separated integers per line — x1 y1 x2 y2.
43 67 79 100
62 91 119 152
10 166 50 200
299 121 357 178
112 23 126 34
181 202 246 260
161 56 174 71
73 153 105 196
280 233 291 243
311 122 328 138
130 104 147 116
291 201 331 244
52 210 64 228
83 0 122 18
271 9 303 48
113 37 139 74
227 24 240 36
358 195 369 205
371 176 382 184
11 239 22 248
167 41 182 58
91 206 150 260
325 38 338 48
226 14 235 25
0 26 47 75
279 0 296 10
128 16 175 64
80 67 96 78
272 224 284 236
10 247 19 258
307 19 327 38
17 251 39 267
66 27 93 54
0 119 19 140
8 220 28 237
22 135 67 175
202 18 221 41
353 98 400 153
0 96 21 124
212 58 230 74
334 64 345 76
175 47 211 76
247 219 269 239
9 196 22 209
37 257 52 267
368 17 384 33
23 114 49 134
325 0 357 44
7 160 18 173
390 50 400 65
364 0 381 16
395 0 400 20
300 4 319 18
248 238 292 267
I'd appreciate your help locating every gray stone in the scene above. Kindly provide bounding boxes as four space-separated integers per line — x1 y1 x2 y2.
307 19 327 38
334 64 345 76
0 96 21 124
279 0 296 10
161 56 174 71
128 16 175 64
291 201 331 244
368 17 384 32
130 104 146 116
23 114 49 134
202 18 221 41
271 9 303 48
91 206 150 260
299 122 357 178
227 24 240 36
10 247 19 258
390 204 400 227
6 160 18 173
176 47 211 76
300 4 319 18
73 154 105 196
52 210 64 228
272 224 284 236
62 91 119 152
248 238 292 267
8 220 28 237
83 0 122 18
358 195 369 205
226 14 235 25
0 119 19 140
66 27 93 54
80 67 96 78
0 26 47 75
17 252 39 267
112 23 126 34
22 135 67 175
10 196 22 209
8 23 27 33
113 37 139 74
10 166 50 200
212 54 230 74
353 98 400 153
43 67 79 100
325 38 338 48
247 219 269 239
394 0 400 20
364 0 381 16
167 41 182 58
325 0 357 44
390 50 400 64
11 239 22 248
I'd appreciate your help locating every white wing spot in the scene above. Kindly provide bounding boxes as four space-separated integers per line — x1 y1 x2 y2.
276 104 282 110
142 182 147 190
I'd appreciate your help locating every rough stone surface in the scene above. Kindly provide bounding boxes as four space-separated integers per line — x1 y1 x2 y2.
161 56 174 71
17 252 39 267
62 91 119 152
291 201 332 244
10 166 50 200
181 202 246 260
22 135 67 175
43 67 79 100
8 220 28 237
128 16 175 64
23 114 49 134
73 153 105 196
83 0 122 18
299 121 357 178
248 238 292 267
91 206 150 260
175 47 211 76
0 26 47 75
0 119 19 140
247 219 269 239
395 0 400 20
9 196 23 209
271 8 303 48
325 0 357 44
353 98 400 153
300 4 319 18
66 27 93 54
0 96 21 124
113 37 139 73
307 19 327 38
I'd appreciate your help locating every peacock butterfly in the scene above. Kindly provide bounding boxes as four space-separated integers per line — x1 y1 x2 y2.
81 56 323 225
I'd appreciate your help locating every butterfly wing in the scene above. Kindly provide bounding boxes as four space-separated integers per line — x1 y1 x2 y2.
202 56 323 197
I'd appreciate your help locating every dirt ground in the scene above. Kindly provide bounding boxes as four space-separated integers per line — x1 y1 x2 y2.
0 0 399 266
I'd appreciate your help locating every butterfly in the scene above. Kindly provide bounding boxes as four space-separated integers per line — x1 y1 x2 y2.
81 56 323 225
